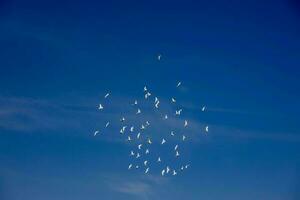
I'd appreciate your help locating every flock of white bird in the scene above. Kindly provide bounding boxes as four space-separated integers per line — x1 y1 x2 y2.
94 54 209 176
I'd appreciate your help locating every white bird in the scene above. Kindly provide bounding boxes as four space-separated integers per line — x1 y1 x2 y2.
176 151 180 157
166 166 170 174
177 81 181 87
147 138 152 144
171 98 176 103
128 164 133 170
136 165 139 169
132 100 138 105
164 114 168 120
155 101 160 108
185 164 190 169
174 144 178 151
98 104 104 110
161 138 166 145
182 135 186 141
205 126 209 132
144 161 148 166
145 121 150 126
145 167 149 174
137 133 141 139
171 131 175 136
145 92 151 99
184 120 188 127
157 157 161 162
145 149 149 154
158 54 162 61
120 117 125 122
127 136 132 141
181 166 184 171
130 151 135 156
173 170 177 176
144 86 147 92
94 131 99 136
161 169 165 176
155 97 159 103
138 144 143 150
141 125 145 130
104 93 110 98
202 106 206 112
130 126 134 132
136 108 141 114
120 126 127 134
136 153 141 158
105 122 110 128
175 109 182 115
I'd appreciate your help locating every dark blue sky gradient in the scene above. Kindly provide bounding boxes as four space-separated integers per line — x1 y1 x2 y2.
0 0 300 199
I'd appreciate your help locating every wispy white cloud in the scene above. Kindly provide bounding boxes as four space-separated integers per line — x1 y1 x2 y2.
105 173 168 200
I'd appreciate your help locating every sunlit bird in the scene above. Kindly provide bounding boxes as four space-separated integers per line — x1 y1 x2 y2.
184 120 188 127
104 93 110 98
94 131 99 136
177 81 181 87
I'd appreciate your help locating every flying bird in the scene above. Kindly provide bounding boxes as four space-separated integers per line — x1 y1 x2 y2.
136 153 141 158
120 126 127 134
144 86 147 92
137 133 141 139
132 100 138 106
98 104 104 110
164 114 168 120
105 122 110 128
171 131 175 136
136 109 141 114
161 138 166 145
145 149 149 154
174 144 179 151
161 169 165 176
202 106 206 112
147 138 152 144
175 109 182 115
157 157 161 162
184 120 188 127
166 166 170 174
120 117 125 122
205 126 209 132
130 126 134 132
138 144 143 150
182 135 186 141
177 81 181 87
176 151 180 157
173 170 177 176
155 101 160 108
130 151 135 156
158 54 162 61
128 164 133 170
145 92 151 99
171 98 176 103
104 93 110 98
94 131 99 136
144 161 148 166
145 167 149 174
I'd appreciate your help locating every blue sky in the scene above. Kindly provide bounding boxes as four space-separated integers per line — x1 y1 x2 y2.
0 0 300 199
